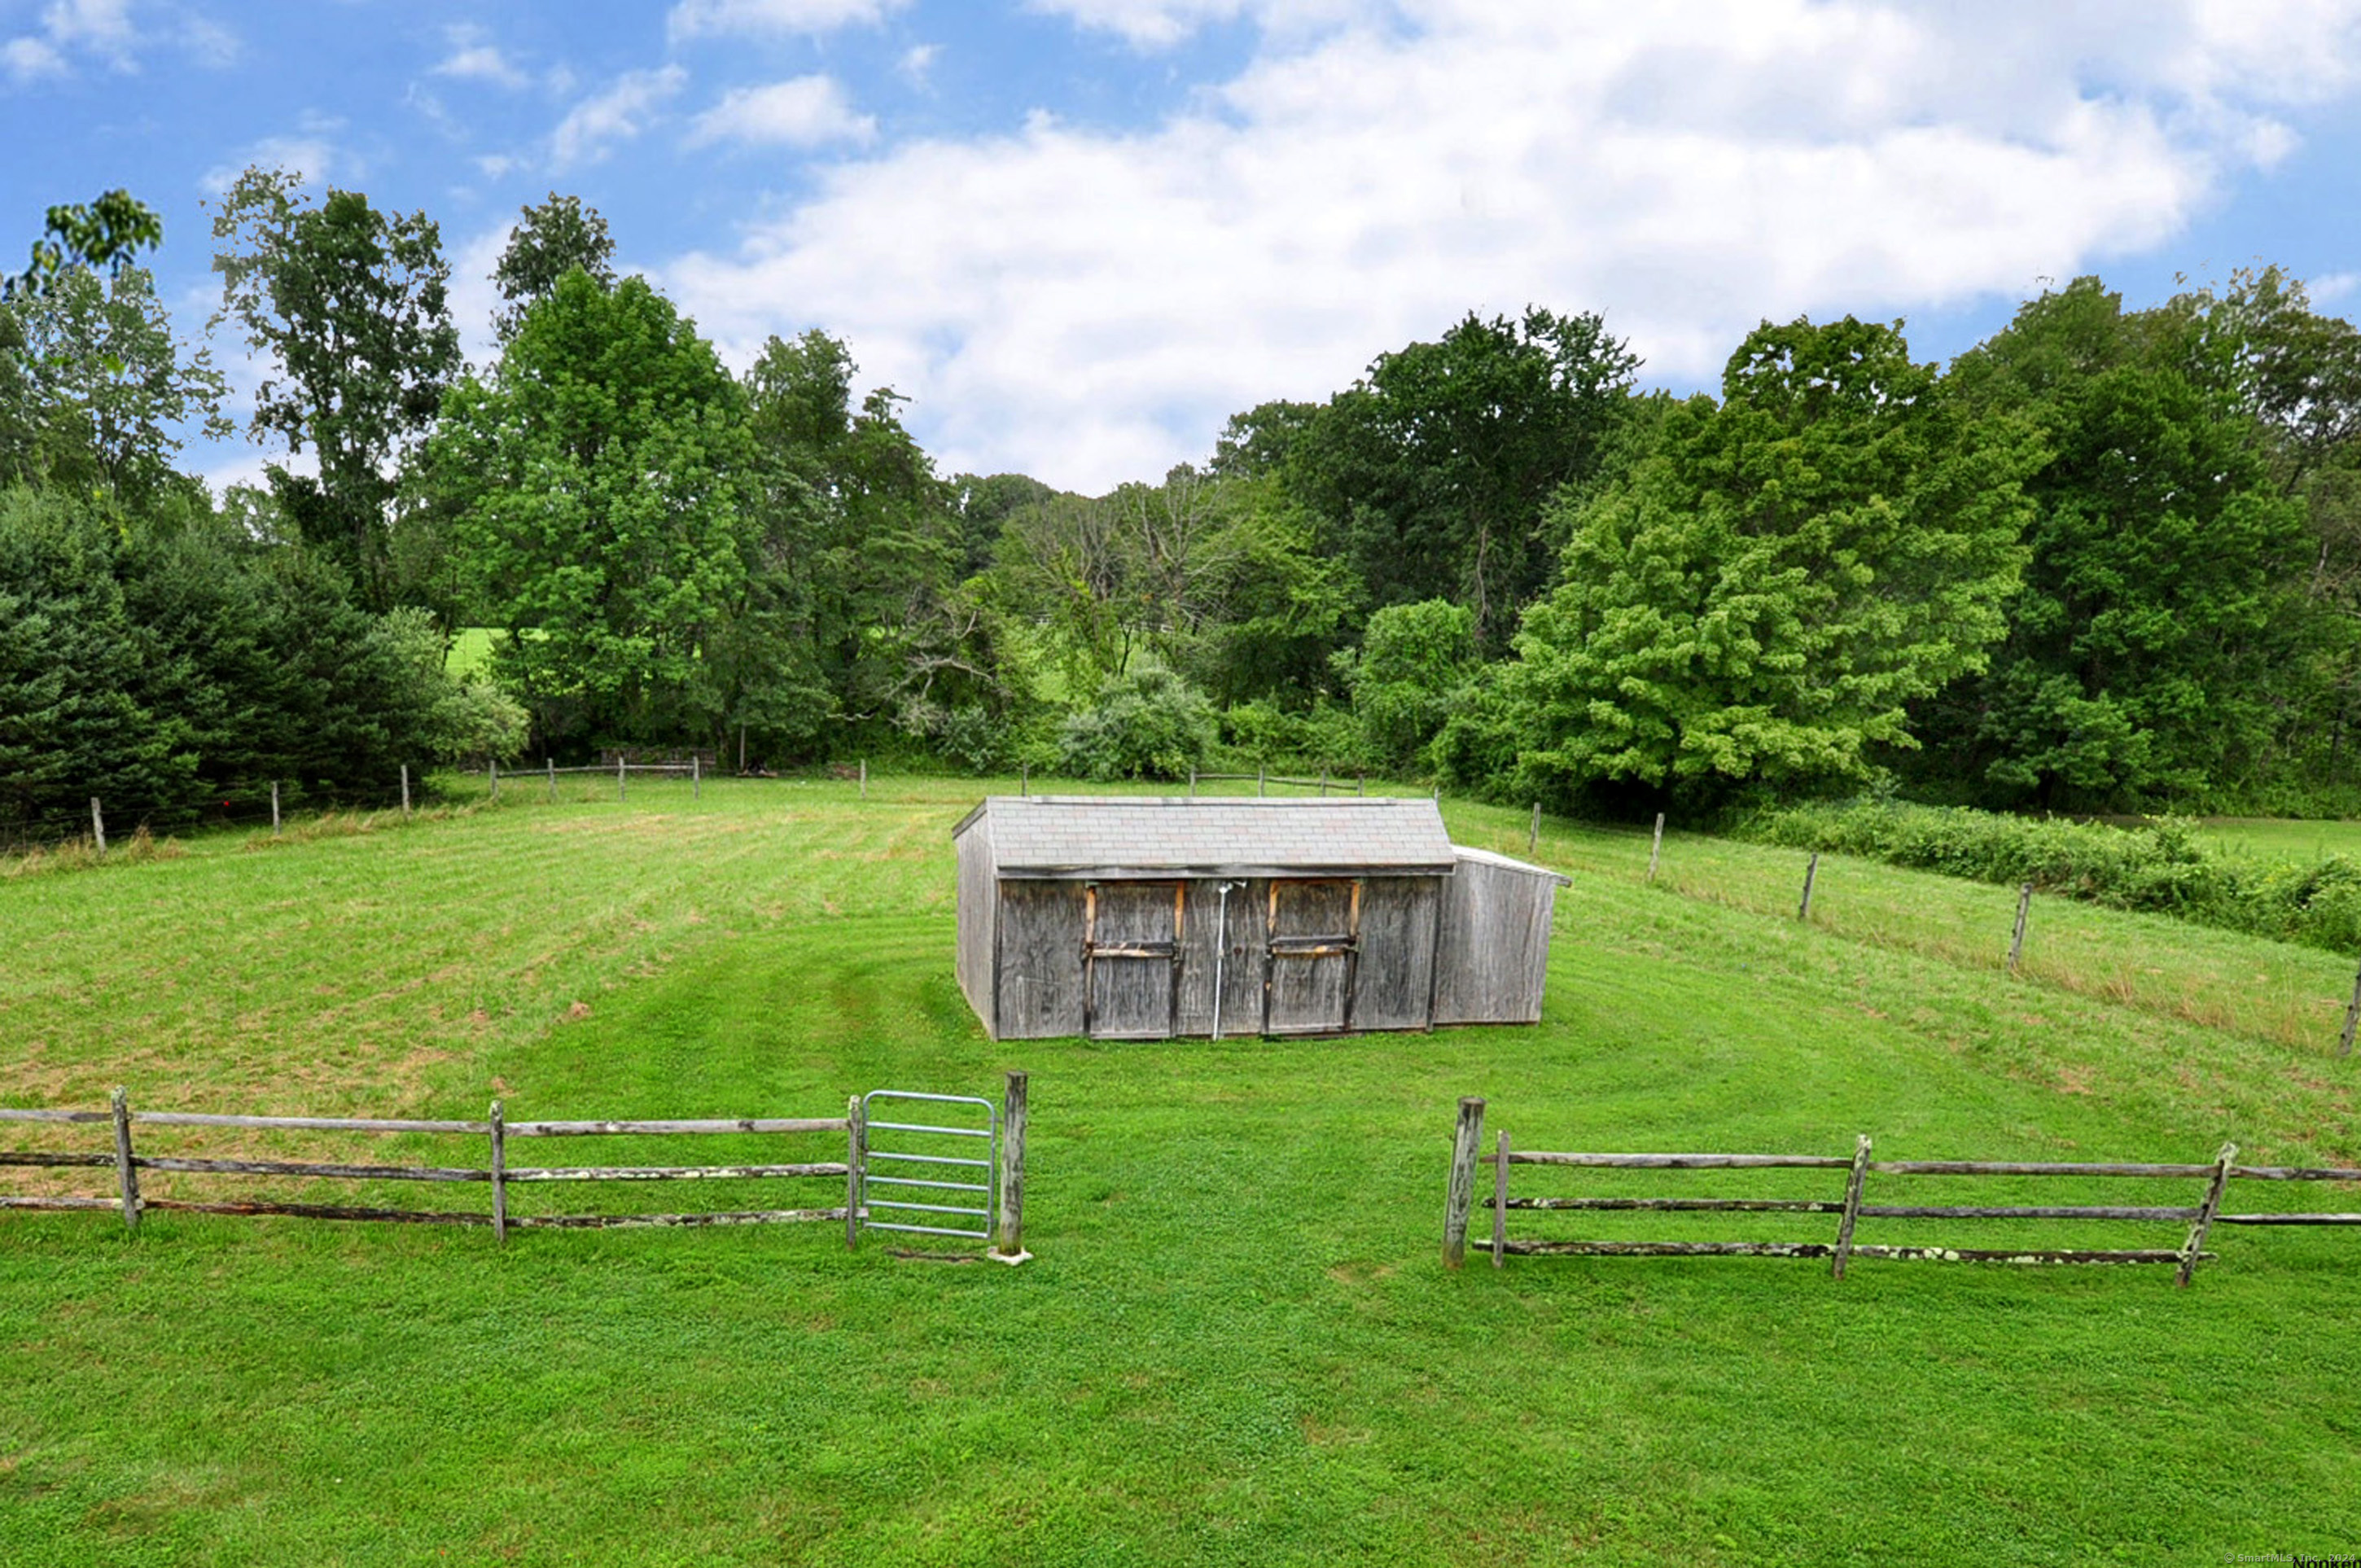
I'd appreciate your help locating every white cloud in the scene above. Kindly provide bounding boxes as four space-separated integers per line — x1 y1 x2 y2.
668 0 909 39
200 135 347 195
432 24 532 90
664 0 2361 492
1023 0 1376 47
689 76 876 147
2 34 65 79
900 42 939 84
550 65 687 171
2310 270 2361 304
3 0 138 80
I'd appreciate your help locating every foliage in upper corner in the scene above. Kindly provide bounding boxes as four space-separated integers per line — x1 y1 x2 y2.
1480 315 2042 811
1057 667 1219 782
7 190 163 301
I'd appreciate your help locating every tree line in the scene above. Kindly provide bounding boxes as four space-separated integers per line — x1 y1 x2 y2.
8 173 2361 839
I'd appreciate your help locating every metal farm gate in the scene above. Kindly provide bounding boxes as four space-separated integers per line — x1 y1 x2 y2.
854 1089 999 1245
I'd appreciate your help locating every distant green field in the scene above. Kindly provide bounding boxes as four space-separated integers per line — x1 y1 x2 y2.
2199 815 2361 863
2 778 2357 1565
445 625 498 678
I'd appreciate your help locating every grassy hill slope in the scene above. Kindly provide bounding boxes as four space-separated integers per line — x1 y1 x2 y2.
1 778 2355 1566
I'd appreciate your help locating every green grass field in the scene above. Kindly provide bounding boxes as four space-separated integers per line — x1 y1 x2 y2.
2200 815 2361 864
3 777 2358 1566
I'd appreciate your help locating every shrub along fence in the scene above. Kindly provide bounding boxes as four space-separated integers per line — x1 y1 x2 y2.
0 1072 1031 1260
1442 1097 2361 1286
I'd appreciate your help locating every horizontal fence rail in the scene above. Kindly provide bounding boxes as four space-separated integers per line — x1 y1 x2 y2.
1440 1097 2361 1287
1 1081 1030 1257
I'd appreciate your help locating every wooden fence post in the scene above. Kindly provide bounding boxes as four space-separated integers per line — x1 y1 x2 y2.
1319 768 1328 796
546 758 555 802
1189 766 1196 798
1528 802 1540 855
2177 1142 2236 1287
489 1098 507 1245
617 756 626 802
270 781 282 838
1020 762 1028 797
692 755 700 800
90 797 105 856
110 1086 138 1233
2340 959 2361 1058
1647 812 1665 883
1831 1133 1871 1280
401 764 411 817
1798 852 1820 921
490 759 499 801
2008 883 2033 975
1443 1096 1486 1268
1356 774 1364 796
1257 764 1265 797
844 1094 865 1250
995 1069 1029 1262
1492 1128 1509 1269
860 760 867 800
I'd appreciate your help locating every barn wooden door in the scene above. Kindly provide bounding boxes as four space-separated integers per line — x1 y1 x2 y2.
1084 881 1183 1038
1263 878 1360 1035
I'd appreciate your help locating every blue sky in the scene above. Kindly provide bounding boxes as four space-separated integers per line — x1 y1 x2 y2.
9 0 2361 496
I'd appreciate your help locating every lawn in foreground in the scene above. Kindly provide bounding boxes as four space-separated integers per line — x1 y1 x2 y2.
1 778 2357 1566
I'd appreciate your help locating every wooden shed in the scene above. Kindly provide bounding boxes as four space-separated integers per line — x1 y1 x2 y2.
951 795 1568 1040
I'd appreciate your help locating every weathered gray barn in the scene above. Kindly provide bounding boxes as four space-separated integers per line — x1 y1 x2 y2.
951 795 1566 1040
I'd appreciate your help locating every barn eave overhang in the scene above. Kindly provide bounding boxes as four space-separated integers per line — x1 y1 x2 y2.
994 861 1456 882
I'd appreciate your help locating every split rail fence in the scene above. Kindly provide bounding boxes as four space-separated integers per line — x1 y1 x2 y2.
1443 1097 2361 1286
0 1071 1030 1259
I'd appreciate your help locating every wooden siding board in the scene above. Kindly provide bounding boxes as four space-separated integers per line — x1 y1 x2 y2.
995 881 1087 1039
1353 876 1441 1031
1086 883 1180 1037
954 817 998 1035
1434 855 1558 1024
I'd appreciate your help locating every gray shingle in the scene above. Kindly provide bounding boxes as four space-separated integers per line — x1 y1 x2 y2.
961 795 1456 877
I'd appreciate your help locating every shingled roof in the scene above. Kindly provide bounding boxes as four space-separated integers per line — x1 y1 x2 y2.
953 795 1458 879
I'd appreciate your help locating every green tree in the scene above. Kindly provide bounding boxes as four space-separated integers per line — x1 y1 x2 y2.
1340 598 1476 771
1923 278 2323 808
209 168 460 610
742 330 967 753
1483 316 2038 808
491 193 616 342
1281 309 1639 645
7 189 163 300
2 265 228 509
428 270 752 749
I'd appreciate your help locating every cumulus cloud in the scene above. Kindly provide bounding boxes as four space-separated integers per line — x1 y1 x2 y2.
432 24 532 90
668 0 909 39
200 134 348 195
655 0 2361 493
3 0 139 79
1024 0 1374 48
688 76 876 148
550 65 687 171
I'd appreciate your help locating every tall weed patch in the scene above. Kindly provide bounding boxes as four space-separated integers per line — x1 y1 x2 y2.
1743 801 2361 956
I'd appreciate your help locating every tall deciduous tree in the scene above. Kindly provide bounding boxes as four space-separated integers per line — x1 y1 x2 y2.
2 265 228 509
1282 308 1639 645
1924 278 2323 808
1483 316 2038 807
209 168 459 609
429 270 752 748
491 193 616 342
